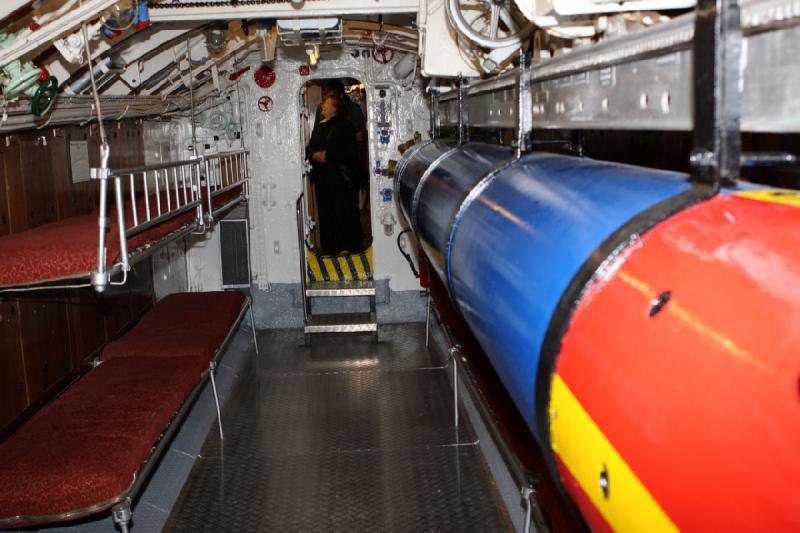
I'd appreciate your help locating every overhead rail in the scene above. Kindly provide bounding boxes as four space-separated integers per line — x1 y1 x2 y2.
436 0 800 133
148 0 419 22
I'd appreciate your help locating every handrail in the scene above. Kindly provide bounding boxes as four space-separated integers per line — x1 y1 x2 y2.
203 149 250 222
295 193 309 322
93 156 205 292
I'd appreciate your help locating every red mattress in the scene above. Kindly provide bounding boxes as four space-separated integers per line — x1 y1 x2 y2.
0 357 203 527
102 291 247 364
206 184 245 216
0 192 200 288
0 291 247 527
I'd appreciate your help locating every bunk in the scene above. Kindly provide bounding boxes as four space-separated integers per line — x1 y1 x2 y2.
0 150 249 292
0 290 257 530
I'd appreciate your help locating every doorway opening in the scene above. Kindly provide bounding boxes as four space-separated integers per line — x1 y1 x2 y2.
301 78 372 266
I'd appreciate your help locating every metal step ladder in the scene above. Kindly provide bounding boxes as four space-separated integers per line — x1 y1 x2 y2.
296 195 378 339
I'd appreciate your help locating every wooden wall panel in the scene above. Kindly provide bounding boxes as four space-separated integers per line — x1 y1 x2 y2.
17 133 58 230
0 142 8 237
66 127 98 215
18 293 73 404
67 290 107 370
0 301 27 430
3 141 26 232
49 130 76 220
0 119 152 435
129 258 154 319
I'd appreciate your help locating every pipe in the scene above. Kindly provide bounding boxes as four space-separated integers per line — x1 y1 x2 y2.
65 56 113 95
396 141 800 531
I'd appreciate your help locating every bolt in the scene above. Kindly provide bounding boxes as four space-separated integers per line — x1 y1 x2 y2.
599 465 610 499
649 291 672 318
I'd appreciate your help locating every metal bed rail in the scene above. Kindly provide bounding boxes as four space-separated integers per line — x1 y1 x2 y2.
93 157 204 293
203 149 250 222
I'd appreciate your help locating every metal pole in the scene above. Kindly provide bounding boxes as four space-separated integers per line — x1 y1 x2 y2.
425 290 431 347
515 49 533 159
457 77 469 145
209 362 224 441
187 36 197 157
249 302 259 355
430 88 440 140
450 347 460 428
690 0 742 188
522 486 534 533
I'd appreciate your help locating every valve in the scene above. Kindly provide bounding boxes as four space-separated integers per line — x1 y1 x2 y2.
2 60 43 100
298 64 310 76
31 76 58 116
372 47 394 64
254 65 276 89
258 95 274 112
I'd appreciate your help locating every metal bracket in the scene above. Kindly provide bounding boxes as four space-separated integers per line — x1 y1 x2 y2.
515 49 533 159
457 77 469 145
690 0 743 188
430 87 440 140
111 498 132 533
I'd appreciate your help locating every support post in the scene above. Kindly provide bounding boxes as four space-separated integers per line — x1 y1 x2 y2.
430 88 440 140
515 49 533 159
209 361 224 441
111 499 132 533
425 290 431 347
249 302 259 355
90 142 112 293
457 77 469 145
449 346 460 428
690 0 742 189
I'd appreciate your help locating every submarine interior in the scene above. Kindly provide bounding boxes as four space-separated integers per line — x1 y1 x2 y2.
0 0 798 531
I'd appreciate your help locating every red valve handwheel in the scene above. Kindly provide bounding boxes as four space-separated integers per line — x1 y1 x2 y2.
258 95 274 112
372 47 394 64
254 65 276 89
299 64 310 76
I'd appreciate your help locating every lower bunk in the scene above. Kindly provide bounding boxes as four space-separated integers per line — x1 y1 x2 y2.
0 290 258 531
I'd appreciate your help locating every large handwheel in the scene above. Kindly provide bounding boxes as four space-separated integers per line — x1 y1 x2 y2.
372 47 395 64
31 76 58 116
258 95 274 112
446 0 535 49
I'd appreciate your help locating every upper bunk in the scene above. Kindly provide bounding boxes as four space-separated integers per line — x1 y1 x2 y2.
0 148 250 293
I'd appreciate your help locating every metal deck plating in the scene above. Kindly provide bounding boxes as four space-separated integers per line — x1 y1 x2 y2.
165 325 513 532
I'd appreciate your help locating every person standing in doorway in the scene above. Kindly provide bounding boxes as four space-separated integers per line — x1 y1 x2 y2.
306 95 363 255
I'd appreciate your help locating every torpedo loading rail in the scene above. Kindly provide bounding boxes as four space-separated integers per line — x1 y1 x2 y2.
396 141 800 530
435 0 800 133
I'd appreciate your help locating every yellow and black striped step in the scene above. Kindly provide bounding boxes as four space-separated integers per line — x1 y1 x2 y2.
306 246 374 283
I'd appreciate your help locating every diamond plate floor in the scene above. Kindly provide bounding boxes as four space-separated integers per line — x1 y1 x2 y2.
165 324 513 532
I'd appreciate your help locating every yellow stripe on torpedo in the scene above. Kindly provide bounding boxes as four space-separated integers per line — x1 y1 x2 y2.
736 189 800 208
549 375 678 533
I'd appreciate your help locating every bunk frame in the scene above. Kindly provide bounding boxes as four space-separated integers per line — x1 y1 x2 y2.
0 149 250 293
0 291 259 531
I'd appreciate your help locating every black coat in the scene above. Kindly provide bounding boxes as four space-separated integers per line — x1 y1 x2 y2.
305 115 364 254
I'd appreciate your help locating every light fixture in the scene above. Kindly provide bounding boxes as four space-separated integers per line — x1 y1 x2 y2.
206 23 228 54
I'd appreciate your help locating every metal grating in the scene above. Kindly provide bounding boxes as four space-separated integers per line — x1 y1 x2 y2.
165 324 513 532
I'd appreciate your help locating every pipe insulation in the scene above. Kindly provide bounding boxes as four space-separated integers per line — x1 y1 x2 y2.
396 141 800 531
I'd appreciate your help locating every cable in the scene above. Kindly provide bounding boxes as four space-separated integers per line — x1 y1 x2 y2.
396 229 419 277
81 12 108 146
